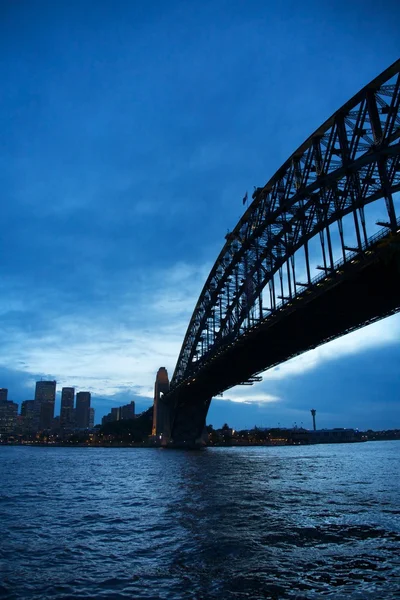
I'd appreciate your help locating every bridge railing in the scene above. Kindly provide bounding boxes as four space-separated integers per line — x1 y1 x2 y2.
249 217 400 325
301 218 400 290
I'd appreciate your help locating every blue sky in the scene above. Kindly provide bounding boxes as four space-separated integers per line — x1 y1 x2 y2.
1 0 399 429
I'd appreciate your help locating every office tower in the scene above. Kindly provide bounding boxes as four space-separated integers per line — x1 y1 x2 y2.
21 400 36 434
76 392 91 428
89 407 95 428
0 399 18 436
121 401 135 420
0 388 8 403
35 381 56 430
60 387 75 429
152 367 170 437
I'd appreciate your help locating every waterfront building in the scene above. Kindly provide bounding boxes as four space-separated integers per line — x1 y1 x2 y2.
101 400 135 426
152 367 170 437
60 387 75 429
121 401 135 420
0 399 18 437
35 380 56 430
290 428 361 444
76 391 91 428
0 388 8 403
111 406 120 421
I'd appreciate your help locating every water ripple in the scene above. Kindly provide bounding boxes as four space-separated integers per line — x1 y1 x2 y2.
0 442 399 599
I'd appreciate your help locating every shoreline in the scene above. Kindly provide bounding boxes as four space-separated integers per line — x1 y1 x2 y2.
1 438 399 448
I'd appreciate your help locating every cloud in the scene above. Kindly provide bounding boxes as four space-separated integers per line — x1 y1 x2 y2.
213 313 400 405
221 391 280 405
2 245 399 415
0 261 209 402
261 314 400 382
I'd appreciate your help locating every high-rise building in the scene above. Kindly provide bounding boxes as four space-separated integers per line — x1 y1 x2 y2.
152 367 170 437
35 381 56 430
0 399 18 436
76 392 91 428
89 407 95 428
0 388 8 403
101 401 135 426
111 407 121 421
60 387 75 429
20 400 36 434
121 401 135 421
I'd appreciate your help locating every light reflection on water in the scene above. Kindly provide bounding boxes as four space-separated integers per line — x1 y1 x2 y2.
0 442 399 599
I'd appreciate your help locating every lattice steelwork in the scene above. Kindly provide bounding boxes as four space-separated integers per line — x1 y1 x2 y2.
171 60 400 389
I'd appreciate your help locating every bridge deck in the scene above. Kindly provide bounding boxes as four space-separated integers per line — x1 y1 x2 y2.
168 232 400 445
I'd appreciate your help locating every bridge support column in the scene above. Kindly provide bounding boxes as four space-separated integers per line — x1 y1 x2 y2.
377 158 398 233
366 89 398 234
152 367 171 444
169 393 212 448
383 189 398 234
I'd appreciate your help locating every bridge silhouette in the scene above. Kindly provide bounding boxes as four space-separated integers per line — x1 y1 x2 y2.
157 59 400 447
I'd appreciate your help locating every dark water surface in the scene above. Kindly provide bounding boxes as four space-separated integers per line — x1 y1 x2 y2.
0 442 399 599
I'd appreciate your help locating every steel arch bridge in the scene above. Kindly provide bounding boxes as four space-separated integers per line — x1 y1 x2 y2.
163 59 400 447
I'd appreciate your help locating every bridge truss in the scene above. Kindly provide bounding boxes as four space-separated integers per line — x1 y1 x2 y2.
170 60 400 396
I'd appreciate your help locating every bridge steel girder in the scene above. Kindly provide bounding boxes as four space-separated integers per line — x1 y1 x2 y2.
167 237 400 444
166 60 400 445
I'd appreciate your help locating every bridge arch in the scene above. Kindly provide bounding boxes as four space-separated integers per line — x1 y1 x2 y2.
171 59 400 394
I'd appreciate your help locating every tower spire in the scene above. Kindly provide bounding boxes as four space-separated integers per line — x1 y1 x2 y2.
311 408 316 431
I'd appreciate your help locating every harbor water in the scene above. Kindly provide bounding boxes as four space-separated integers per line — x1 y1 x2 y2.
0 442 399 599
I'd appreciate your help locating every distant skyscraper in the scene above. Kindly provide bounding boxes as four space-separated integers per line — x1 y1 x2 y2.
89 407 95 428
76 392 91 428
21 400 34 416
21 400 36 433
152 367 169 437
35 381 56 430
0 388 8 403
0 399 18 436
60 387 75 429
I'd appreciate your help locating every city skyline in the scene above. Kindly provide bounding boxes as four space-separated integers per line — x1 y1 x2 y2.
0 378 142 438
1 380 95 431
1 1 399 430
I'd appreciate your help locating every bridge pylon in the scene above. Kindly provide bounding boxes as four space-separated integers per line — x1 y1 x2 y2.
151 367 171 443
165 388 211 448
